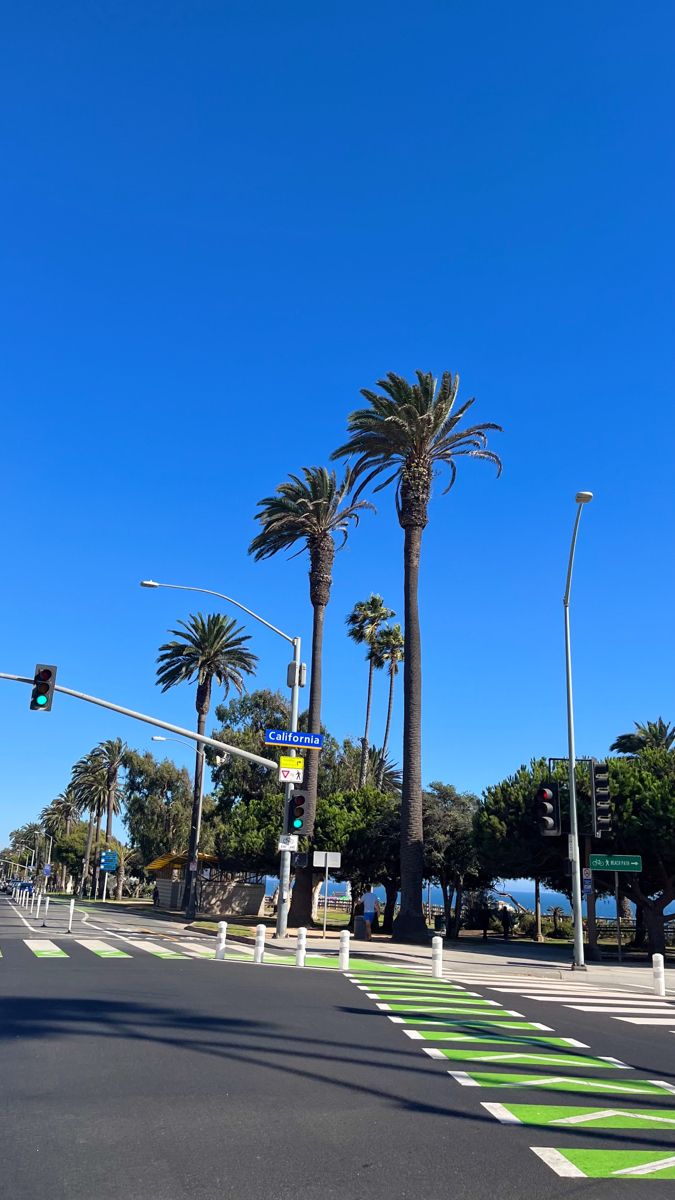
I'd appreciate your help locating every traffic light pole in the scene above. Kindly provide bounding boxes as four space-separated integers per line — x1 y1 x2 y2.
276 635 301 940
563 498 591 970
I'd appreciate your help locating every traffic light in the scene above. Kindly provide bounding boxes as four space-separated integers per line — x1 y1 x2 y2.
592 760 612 837
286 789 309 835
30 664 57 712
535 781 560 836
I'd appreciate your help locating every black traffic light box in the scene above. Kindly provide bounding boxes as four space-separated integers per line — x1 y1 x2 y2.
591 761 612 837
535 781 561 836
30 664 58 712
286 790 310 836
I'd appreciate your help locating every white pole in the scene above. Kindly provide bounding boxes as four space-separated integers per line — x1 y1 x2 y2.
35 893 42 921
68 898 75 933
323 861 329 939
431 934 443 979
338 929 350 971
102 872 108 903
296 926 307 967
215 920 227 961
653 952 666 997
253 923 266 964
42 896 50 927
30 892 35 915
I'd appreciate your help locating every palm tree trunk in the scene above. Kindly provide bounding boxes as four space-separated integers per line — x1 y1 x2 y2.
183 706 207 910
358 658 375 788
105 782 115 843
393 524 427 939
378 666 397 786
80 810 95 897
288 600 326 927
92 804 103 898
381 876 399 935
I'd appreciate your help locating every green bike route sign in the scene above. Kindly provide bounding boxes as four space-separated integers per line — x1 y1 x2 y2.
589 853 642 872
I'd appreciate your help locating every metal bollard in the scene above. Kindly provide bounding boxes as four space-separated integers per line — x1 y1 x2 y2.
338 929 351 971
431 934 443 979
253 923 266 964
653 952 666 997
68 898 75 933
42 896 50 927
30 892 35 915
295 927 307 968
35 893 42 921
215 921 227 961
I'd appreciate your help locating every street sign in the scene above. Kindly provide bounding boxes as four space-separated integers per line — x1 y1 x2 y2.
278 755 304 784
589 854 642 872
313 851 342 869
100 850 119 872
42 864 52 877
278 834 299 852
265 729 324 750
582 867 593 895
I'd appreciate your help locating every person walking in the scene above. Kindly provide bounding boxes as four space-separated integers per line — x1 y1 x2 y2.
362 886 381 934
500 905 511 941
480 905 491 941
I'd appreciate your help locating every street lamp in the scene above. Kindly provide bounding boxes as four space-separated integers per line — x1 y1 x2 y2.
141 579 305 936
564 490 593 970
14 843 31 878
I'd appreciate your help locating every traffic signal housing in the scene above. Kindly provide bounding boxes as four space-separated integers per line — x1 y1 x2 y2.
591 760 612 837
30 664 57 712
286 789 310 836
535 781 560 836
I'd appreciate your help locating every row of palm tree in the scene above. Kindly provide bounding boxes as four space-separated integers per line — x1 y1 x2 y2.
346 595 404 787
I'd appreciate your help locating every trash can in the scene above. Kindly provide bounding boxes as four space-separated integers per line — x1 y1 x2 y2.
434 915 447 935
354 915 371 940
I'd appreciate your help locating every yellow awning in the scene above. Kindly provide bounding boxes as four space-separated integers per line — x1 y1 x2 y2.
145 852 219 872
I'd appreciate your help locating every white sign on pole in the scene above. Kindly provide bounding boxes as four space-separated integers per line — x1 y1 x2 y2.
278 834 299 852
313 851 342 868
278 755 304 784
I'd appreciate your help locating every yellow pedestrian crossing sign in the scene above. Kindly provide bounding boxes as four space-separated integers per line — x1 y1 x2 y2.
278 755 304 784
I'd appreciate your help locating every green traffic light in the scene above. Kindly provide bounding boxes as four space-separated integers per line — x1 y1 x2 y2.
36 694 48 706
292 818 303 829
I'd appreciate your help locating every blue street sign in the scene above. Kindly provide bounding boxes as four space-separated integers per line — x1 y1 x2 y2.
100 850 119 872
42 864 52 877
264 728 324 749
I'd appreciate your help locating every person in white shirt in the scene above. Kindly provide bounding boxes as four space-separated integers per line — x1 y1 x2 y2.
362 886 380 931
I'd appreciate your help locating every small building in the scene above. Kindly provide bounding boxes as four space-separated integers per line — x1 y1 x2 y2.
145 853 266 917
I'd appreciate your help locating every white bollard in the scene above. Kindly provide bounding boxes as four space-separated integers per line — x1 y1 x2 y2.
215 921 227 961
295 927 307 968
68 898 75 933
35 893 42 921
653 952 666 997
30 892 35 915
338 929 351 971
431 934 443 979
42 896 50 928
253 923 266 964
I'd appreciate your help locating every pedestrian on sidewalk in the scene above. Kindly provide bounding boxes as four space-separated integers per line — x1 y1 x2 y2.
362 886 380 933
500 905 511 941
480 905 491 941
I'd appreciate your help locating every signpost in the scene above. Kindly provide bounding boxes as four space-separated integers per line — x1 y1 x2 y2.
99 850 119 903
265 728 324 750
313 850 342 939
278 755 304 784
582 867 593 895
589 855 641 965
42 864 52 877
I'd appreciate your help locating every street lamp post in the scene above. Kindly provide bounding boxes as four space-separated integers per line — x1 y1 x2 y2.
140 580 305 937
564 491 593 970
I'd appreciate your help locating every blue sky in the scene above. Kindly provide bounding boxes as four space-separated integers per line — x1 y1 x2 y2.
1 2 674 846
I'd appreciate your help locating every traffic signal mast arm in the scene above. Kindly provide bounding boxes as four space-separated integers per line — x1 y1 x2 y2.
0 672 277 771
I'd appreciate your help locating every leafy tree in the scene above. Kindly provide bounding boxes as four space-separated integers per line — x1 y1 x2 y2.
374 623 404 782
346 594 395 786
156 611 258 909
51 822 90 889
333 370 502 938
423 783 481 936
123 750 195 864
249 465 372 924
210 690 292 810
610 718 675 755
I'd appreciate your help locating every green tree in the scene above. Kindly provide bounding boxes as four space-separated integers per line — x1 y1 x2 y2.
610 718 675 755
123 750 195 864
249 465 372 924
346 594 395 787
334 370 502 938
373 623 404 783
71 750 113 896
156 612 258 909
423 783 481 936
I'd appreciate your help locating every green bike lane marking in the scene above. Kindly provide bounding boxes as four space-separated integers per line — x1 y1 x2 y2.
405 1031 588 1048
375 997 502 1008
24 940 69 958
423 1047 628 1068
74 939 131 958
482 1103 675 1129
531 1147 675 1179
449 1072 675 1096
389 1016 554 1031
379 1003 527 1016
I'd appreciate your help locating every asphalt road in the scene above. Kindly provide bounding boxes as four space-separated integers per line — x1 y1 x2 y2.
2 896 674 1199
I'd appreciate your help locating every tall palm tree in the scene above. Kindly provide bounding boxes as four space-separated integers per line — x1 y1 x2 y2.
250 465 372 924
374 622 404 782
610 718 675 755
156 612 258 909
94 739 127 844
71 751 108 896
42 786 80 888
333 370 502 938
346 594 395 787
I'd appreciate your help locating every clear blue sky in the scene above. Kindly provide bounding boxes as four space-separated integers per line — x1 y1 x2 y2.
2 1 673 846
